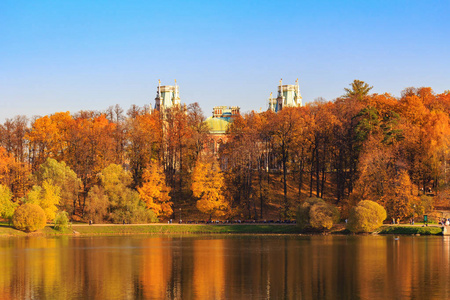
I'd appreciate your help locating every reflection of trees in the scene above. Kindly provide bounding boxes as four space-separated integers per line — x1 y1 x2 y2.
1 236 450 298
140 237 173 299
193 239 225 299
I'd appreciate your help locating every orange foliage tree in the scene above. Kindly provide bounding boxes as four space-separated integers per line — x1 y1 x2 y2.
191 155 228 220
138 160 173 218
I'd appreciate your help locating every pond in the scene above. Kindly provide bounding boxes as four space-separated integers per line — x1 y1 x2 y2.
0 235 449 299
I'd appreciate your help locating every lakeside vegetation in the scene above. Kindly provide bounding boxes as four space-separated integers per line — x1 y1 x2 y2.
378 225 443 235
0 222 444 237
0 224 305 236
1 80 449 232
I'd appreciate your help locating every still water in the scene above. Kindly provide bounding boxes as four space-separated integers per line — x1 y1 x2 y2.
0 235 450 299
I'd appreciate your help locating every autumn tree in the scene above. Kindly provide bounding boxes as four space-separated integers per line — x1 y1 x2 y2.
352 138 394 200
379 170 418 221
347 200 386 233
0 184 17 224
332 80 375 201
269 107 301 215
99 164 154 223
224 112 266 219
126 110 162 187
296 197 340 230
65 113 116 211
138 159 173 218
163 105 193 190
308 101 340 198
99 164 134 209
26 180 61 221
0 147 14 185
192 155 228 220
291 106 314 199
84 185 110 223
0 115 28 163
34 158 81 215
26 112 72 169
0 147 31 200
105 104 127 165
187 103 210 163
13 203 47 232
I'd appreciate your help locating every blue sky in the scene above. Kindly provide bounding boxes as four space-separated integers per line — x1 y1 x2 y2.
1 0 449 122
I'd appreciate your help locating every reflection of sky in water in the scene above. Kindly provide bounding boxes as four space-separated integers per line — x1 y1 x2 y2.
0 235 449 299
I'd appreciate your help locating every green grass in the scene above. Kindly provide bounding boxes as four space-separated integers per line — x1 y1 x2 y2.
0 225 28 236
1 223 445 237
378 226 443 235
0 224 305 236
72 224 304 235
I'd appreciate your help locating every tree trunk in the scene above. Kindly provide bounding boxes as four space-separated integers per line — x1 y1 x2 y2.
315 143 320 197
310 147 314 197
320 144 327 198
259 160 264 219
282 142 288 216
298 147 304 198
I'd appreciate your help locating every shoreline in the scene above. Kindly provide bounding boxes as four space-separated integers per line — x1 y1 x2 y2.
0 223 445 237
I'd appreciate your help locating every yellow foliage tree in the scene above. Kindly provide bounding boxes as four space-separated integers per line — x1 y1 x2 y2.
26 180 61 221
138 160 172 218
0 184 17 223
191 155 228 220
347 200 387 233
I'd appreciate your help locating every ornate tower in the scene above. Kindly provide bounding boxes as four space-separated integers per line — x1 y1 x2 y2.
272 78 302 112
268 92 277 112
154 79 181 111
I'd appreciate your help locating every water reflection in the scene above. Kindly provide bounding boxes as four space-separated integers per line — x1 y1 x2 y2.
0 235 449 299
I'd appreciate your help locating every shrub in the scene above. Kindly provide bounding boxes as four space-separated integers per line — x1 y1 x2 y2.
347 200 387 233
297 197 340 230
110 194 159 224
12 204 47 232
54 211 70 231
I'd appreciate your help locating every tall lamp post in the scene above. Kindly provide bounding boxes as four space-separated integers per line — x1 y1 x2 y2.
179 208 182 224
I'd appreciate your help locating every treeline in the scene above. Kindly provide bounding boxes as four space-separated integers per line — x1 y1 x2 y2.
223 80 449 220
1 80 450 222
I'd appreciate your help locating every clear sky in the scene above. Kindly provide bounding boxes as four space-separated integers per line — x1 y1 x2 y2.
1 0 449 122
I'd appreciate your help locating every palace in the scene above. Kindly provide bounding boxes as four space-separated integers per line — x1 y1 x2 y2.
268 78 302 112
204 106 240 154
151 78 302 153
153 78 302 113
154 79 180 111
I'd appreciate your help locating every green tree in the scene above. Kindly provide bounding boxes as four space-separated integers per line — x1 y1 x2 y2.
98 164 154 223
344 79 373 100
110 190 157 224
0 184 17 224
297 197 340 230
35 158 81 215
26 180 61 221
54 211 70 231
347 200 387 233
99 164 133 209
13 203 47 232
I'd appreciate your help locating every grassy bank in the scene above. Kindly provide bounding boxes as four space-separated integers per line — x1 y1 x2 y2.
1 223 445 237
72 224 306 235
0 224 305 237
378 225 443 235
